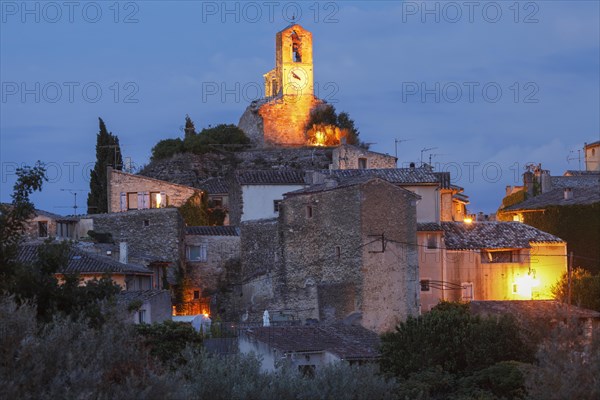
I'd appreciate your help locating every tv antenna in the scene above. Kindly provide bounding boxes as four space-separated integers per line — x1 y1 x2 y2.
394 138 413 158
429 153 449 166
59 189 87 215
420 147 438 166
98 144 122 168
567 149 582 171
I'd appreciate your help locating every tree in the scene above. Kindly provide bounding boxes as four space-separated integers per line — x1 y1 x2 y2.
87 118 123 214
183 124 250 154
151 138 185 161
0 162 47 281
178 192 208 226
380 302 533 398
184 114 197 139
304 105 364 147
552 268 600 311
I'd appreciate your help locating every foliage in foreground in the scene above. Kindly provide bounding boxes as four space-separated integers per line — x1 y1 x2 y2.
0 296 399 400
552 268 600 312
526 321 600 400
380 302 534 399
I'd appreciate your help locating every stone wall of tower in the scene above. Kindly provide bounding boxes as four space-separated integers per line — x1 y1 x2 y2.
276 25 314 97
257 95 324 146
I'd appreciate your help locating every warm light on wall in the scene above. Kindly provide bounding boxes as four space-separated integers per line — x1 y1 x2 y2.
154 193 162 208
464 217 473 224
513 273 540 298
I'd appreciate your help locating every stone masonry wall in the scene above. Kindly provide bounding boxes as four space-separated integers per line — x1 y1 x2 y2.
185 234 241 297
279 185 363 323
332 145 397 170
91 208 184 264
24 215 58 240
108 168 200 213
359 180 420 333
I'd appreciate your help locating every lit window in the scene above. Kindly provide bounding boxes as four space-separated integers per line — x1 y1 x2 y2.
150 192 163 208
420 279 430 292
38 221 48 238
187 244 207 262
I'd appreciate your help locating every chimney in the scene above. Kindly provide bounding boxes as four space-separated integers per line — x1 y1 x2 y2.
564 188 573 200
119 241 128 264
540 170 552 193
409 162 416 169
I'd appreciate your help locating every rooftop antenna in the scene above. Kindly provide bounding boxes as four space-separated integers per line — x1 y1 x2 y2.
394 138 413 159
429 153 449 167
59 189 87 215
98 144 121 168
420 147 437 166
567 149 582 171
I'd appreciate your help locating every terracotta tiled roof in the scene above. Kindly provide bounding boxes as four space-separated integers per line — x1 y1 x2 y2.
417 222 443 232
470 300 600 320
17 243 152 275
245 323 380 360
441 221 564 250
186 226 240 236
118 289 170 303
503 187 599 211
324 168 439 185
564 170 600 177
550 175 600 189
285 176 421 199
199 177 229 194
236 170 307 185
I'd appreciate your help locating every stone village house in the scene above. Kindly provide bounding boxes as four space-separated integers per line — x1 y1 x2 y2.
417 222 567 312
230 176 420 334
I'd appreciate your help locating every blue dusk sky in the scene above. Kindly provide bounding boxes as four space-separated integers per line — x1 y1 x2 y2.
1 1 598 215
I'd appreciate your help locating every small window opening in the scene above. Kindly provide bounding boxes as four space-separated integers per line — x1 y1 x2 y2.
38 221 48 238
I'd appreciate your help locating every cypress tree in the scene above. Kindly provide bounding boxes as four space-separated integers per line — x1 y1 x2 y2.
87 118 123 214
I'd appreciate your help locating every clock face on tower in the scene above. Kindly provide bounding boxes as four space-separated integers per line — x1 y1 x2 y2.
287 67 308 92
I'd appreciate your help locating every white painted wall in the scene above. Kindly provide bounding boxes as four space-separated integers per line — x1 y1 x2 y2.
241 185 305 221
404 185 439 222
238 335 338 373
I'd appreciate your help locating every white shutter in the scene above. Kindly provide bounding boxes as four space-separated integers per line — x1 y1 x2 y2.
137 192 144 209
143 192 150 209
120 193 127 211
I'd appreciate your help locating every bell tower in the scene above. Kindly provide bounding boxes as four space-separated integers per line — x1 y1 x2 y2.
264 24 314 98
242 24 324 146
